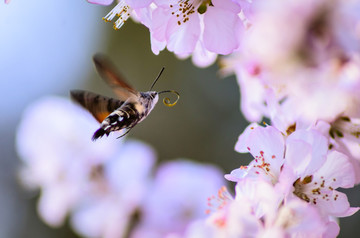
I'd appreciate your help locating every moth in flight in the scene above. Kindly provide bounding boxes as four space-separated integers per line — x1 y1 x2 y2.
70 54 179 141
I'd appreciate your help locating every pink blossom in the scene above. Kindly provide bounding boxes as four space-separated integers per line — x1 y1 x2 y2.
220 0 360 127
226 123 286 184
203 180 329 238
71 140 156 238
287 150 358 218
16 96 156 233
223 51 360 127
16 97 119 226
90 0 247 66
263 199 328 238
243 0 360 70
226 124 358 219
273 59 360 123
148 0 244 66
205 185 262 237
132 160 225 238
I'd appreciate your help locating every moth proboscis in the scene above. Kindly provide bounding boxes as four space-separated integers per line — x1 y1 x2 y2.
70 53 180 141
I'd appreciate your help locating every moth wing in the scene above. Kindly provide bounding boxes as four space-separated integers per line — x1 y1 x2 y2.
93 53 140 100
70 90 124 123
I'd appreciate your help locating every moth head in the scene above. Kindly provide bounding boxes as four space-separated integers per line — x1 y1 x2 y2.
148 91 159 105
149 91 159 100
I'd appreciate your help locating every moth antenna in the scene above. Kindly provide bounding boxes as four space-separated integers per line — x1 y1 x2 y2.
116 128 132 139
158 90 180 107
149 67 165 91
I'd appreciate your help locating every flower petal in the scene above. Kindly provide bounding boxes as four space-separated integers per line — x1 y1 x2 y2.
237 125 285 170
191 41 217 68
203 7 243 54
126 0 152 8
234 123 260 153
315 151 355 189
87 0 113 6
212 0 242 13
166 13 201 54
286 129 328 176
315 190 354 217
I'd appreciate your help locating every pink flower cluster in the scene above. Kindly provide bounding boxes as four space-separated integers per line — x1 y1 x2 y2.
88 0 245 67
210 0 359 236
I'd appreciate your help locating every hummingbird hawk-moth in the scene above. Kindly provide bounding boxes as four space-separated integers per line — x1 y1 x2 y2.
70 54 179 141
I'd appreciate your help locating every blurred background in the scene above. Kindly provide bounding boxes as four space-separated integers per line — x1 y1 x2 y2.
0 0 359 237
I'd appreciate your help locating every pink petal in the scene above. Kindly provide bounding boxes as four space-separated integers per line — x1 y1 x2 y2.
166 13 201 54
154 0 178 6
191 41 217 68
286 129 328 176
138 160 224 234
315 151 355 189
212 0 242 13
237 67 267 122
203 7 243 55
340 207 360 217
150 36 166 55
126 0 153 8
316 191 354 217
234 123 260 153
225 160 276 183
282 200 326 235
275 164 298 196
38 185 75 227
285 138 313 176
235 179 280 216
87 0 113 6
151 7 172 42
323 221 340 238
133 7 153 28
224 168 243 182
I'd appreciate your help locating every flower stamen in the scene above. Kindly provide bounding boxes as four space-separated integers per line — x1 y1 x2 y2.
206 186 232 214
103 2 132 30
170 0 202 26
